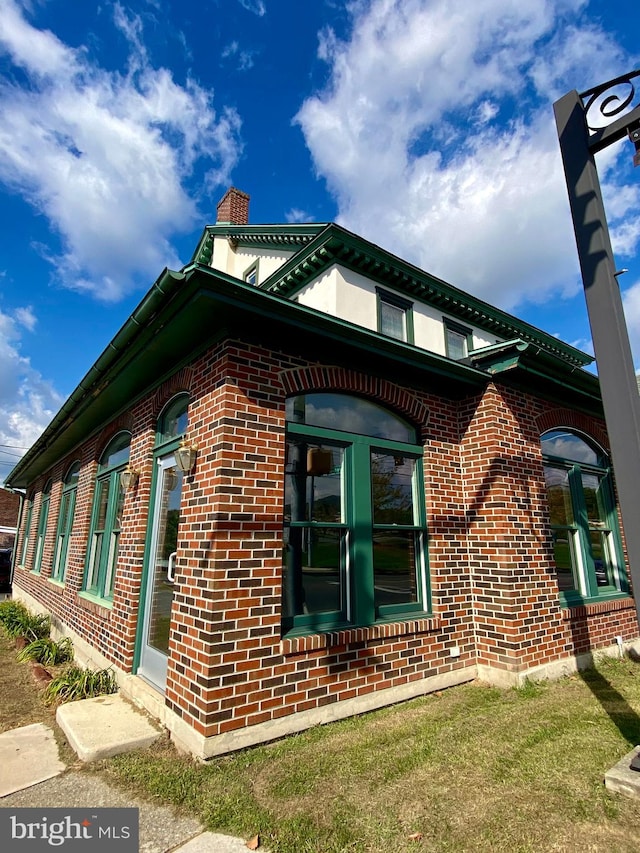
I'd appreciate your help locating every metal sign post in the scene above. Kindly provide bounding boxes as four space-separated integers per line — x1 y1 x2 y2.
554 71 640 624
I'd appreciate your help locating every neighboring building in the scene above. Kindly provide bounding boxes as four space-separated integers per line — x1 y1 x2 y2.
7 188 638 759
0 486 20 549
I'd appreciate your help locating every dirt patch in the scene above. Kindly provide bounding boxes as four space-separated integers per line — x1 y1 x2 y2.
0 630 58 733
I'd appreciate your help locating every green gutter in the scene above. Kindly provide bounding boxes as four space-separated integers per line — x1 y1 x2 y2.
6 268 185 487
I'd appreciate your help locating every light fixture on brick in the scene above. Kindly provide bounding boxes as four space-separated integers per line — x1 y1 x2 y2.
175 441 197 473
120 465 139 491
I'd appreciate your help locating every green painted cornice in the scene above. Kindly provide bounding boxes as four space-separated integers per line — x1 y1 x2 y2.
468 338 602 412
190 223 326 265
259 223 593 370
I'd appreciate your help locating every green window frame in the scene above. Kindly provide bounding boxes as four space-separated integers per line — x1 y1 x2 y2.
541 429 627 605
51 461 81 583
83 432 131 602
156 393 189 449
444 318 473 360
283 393 429 635
20 496 34 567
376 287 414 343
33 480 52 574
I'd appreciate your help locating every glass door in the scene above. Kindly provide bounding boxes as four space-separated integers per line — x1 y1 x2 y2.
138 455 183 691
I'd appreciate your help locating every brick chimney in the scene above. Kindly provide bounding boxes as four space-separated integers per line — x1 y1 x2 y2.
216 188 250 225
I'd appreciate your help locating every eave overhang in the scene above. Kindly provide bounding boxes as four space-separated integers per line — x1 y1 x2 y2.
259 224 593 371
468 339 602 415
190 223 327 265
6 265 491 489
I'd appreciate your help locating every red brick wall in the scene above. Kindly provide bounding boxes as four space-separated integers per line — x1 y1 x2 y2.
0 487 19 529
11 337 638 745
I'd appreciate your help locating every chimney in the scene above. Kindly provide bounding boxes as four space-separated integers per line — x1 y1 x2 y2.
216 187 250 225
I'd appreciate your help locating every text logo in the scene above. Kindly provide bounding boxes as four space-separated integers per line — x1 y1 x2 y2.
0 808 138 851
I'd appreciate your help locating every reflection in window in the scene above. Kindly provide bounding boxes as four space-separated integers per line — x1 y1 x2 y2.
157 394 189 446
286 393 416 443
33 480 52 574
541 429 624 600
283 393 427 633
52 461 81 582
84 432 131 600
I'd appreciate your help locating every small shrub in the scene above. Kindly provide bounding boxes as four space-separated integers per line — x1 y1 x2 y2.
44 665 118 704
0 602 51 641
0 600 29 634
17 636 74 666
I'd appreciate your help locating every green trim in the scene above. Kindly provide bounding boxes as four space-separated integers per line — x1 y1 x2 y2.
376 287 414 344
19 500 33 567
47 577 65 589
5 260 602 491
77 590 113 610
6 266 491 488
83 433 130 601
284 402 430 635
543 443 627 601
190 223 325 265
134 426 186 673
444 317 473 359
260 223 593 369
33 482 52 575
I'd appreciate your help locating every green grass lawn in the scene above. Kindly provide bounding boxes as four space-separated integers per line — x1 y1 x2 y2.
94 657 640 852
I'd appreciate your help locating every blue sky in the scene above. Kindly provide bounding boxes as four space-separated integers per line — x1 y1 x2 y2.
1 0 639 481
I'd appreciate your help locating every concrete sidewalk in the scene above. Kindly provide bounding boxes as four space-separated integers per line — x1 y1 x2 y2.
0 695 261 852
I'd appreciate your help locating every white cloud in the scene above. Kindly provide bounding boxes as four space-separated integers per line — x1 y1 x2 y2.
622 280 640 368
0 307 62 482
13 306 36 332
297 0 635 313
236 0 266 16
0 0 243 301
221 40 255 71
286 208 312 223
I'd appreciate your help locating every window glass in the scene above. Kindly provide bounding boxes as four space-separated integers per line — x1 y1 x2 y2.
380 300 406 340
85 434 130 600
446 327 468 360
371 453 415 525
34 480 52 574
52 462 81 583
286 393 416 443
285 441 343 523
284 393 427 633
543 466 574 526
541 429 622 601
373 531 419 609
541 430 602 466
99 433 131 471
157 395 189 445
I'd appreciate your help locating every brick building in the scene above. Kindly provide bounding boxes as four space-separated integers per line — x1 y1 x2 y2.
0 486 20 550
7 188 638 759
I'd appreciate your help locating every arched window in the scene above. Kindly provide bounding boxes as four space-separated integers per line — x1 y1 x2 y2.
33 479 52 574
156 394 189 447
52 461 81 583
84 433 131 601
283 393 428 633
541 429 626 601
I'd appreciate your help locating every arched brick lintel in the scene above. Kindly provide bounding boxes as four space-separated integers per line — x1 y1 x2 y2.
279 365 430 436
149 366 196 422
534 408 609 453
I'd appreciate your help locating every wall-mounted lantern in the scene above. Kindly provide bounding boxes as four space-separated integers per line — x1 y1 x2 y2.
175 441 198 474
120 465 139 491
